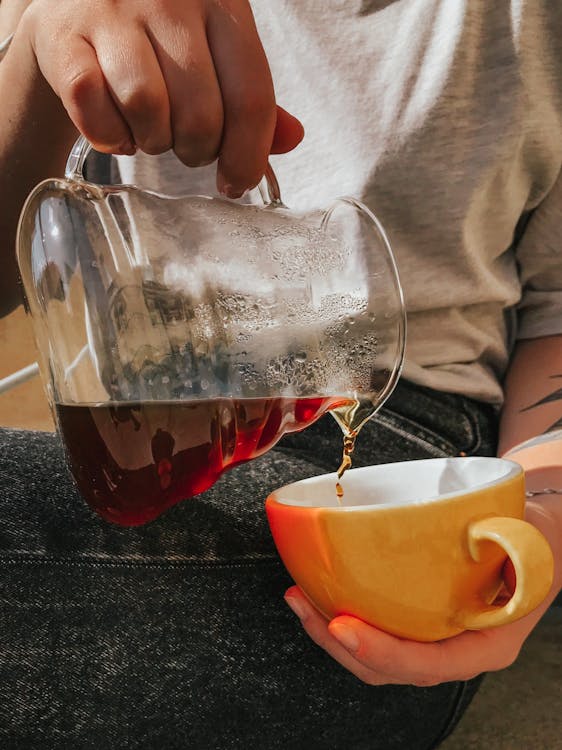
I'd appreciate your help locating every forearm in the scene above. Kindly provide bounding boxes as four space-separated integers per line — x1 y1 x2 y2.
0 12 77 316
499 334 562 453
499 334 562 594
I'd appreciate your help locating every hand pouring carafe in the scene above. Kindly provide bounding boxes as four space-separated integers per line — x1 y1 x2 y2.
16 137 405 525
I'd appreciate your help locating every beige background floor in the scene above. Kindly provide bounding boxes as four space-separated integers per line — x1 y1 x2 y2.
0 306 560 749
0 306 54 431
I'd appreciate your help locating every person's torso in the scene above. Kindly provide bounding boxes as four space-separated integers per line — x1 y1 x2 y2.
113 0 562 404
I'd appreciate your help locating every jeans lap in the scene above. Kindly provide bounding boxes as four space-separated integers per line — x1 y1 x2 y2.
0 381 496 749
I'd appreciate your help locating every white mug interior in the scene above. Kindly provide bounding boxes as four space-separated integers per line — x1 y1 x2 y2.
271 456 522 509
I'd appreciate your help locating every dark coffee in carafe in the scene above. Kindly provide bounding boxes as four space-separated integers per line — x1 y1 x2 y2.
56 396 346 525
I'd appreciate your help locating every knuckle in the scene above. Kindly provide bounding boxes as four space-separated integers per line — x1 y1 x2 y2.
119 85 164 121
174 151 216 169
174 107 223 144
174 144 219 168
139 135 173 156
173 110 223 166
64 66 103 106
173 153 199 168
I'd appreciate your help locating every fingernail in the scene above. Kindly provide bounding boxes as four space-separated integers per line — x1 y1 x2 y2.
284 595 309 622
218 180 231 197
221 185 247 200
330 623 360 653
217 175 247 199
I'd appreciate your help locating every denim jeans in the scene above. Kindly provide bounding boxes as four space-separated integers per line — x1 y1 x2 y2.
0 380 498 750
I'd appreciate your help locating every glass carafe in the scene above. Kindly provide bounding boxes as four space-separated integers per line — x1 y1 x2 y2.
17 137 405 525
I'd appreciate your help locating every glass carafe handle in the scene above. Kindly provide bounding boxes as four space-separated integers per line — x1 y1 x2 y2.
65 134 286 207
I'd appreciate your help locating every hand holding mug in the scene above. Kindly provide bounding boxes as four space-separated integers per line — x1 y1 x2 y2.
266 457 558 685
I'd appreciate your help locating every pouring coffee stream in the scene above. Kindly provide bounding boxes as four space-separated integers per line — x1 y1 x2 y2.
17 136 406 524
336 433 357 500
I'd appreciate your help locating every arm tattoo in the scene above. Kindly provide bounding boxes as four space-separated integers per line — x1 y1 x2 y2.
520 374 562 434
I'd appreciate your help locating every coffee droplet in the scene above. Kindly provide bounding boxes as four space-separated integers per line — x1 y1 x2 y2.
335 432 356 503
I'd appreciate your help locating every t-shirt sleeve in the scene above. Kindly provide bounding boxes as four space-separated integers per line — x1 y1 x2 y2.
515 165 562 340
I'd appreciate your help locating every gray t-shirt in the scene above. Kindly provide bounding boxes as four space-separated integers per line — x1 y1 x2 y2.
116 0 562 405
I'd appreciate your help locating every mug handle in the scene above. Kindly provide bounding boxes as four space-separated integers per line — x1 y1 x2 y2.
65 134 286 207
458 517 554 630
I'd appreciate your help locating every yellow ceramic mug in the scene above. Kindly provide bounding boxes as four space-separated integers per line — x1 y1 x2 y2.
265 457 554 642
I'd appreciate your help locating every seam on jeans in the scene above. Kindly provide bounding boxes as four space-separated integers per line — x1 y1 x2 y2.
383 405 476 456
460 400 483 456
0 553 282 570
375 413 453 456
